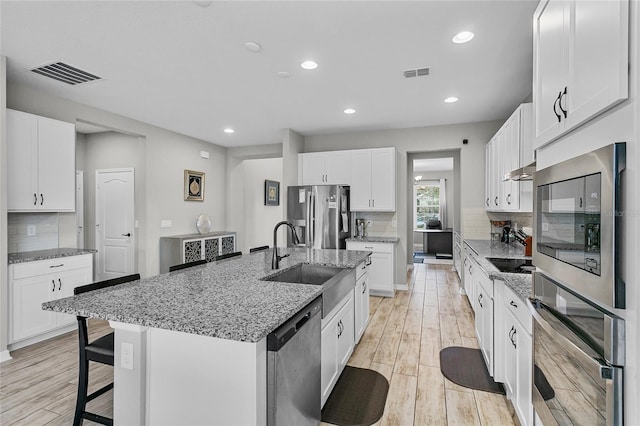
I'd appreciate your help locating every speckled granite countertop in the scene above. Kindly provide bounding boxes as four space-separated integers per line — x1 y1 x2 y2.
464 239 533 301
346 236 400 243
9 248 97 264
42 247 372 343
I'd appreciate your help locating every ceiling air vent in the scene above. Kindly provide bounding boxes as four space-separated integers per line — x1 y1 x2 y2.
403 67 430 78
30 62 102 85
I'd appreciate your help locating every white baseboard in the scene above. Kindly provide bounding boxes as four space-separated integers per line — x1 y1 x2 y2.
0 350 13 363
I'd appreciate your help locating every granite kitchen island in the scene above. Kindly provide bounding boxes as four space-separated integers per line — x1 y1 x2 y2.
43 247 371 425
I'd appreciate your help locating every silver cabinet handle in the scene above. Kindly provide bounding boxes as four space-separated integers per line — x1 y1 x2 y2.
506 194 512 205
40 194 44 206
121 233 131 237
372 199 375 207
494 196 499 206
52 279 55 291
34 193 37 206
58 279 62 291
362 281 367 294
49 264 64 268
510 300 518 308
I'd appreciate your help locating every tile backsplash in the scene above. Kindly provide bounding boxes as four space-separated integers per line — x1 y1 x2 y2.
8 213 59 253
354 212 397 237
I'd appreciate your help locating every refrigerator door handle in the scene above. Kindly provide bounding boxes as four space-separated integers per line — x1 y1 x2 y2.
306 190 312 246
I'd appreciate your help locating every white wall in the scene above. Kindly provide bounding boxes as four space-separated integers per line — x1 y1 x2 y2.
1 56 9 360
242 158 284 251
536 2 639 421
304 120 501 284
6 82 227 277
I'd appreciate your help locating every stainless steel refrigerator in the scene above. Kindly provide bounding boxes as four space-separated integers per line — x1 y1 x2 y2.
287 185 351 249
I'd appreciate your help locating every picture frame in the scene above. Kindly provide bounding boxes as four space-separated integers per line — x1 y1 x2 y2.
264 180 280 206
184 170 205 201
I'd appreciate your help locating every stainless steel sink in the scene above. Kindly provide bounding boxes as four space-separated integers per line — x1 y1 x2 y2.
262 264 344 285
262 264 355 317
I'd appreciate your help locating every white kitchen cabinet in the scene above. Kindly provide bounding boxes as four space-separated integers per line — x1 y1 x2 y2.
485 104 533 212
346 241 395 297
7 109 76 212
321 291 355 407
453 232 462 281
474 266 494 377
354 261 370 343
350 148 396 212
533 0 629 149
299 151 351 185
9 254 93 346
496 283 533 426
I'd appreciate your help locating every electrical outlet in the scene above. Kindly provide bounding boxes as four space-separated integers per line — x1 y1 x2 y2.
27 225 36 236
391 220 397 228
542 222 549 231
121 342 134 370
160 219 172 228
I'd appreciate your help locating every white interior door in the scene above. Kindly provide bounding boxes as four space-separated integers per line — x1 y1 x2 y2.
76 171 84 249
96 168 135 281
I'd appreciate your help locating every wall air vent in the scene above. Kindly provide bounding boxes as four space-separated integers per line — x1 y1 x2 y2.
403 67 430 78
30 62 102 85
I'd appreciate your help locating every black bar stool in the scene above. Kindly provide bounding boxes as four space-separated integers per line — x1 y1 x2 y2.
169 259 207 272
249 245 269 253
214 251 242 261
73 273 140 426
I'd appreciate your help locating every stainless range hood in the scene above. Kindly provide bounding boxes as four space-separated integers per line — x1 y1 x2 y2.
503 162 536 181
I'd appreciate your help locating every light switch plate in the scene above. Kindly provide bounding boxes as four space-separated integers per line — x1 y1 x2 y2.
160 220 172 228
27 225 36 236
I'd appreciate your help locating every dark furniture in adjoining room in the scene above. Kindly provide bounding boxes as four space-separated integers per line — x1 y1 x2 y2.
415 228 453 256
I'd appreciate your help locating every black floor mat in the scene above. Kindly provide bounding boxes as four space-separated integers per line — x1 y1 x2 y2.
321 366 389 426
439 346 505 394
534 364 555 401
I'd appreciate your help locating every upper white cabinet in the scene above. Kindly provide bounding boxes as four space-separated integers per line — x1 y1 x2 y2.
485 104 533 212
350 148 396 212
7 109 76 212
300 151 351 185
533 0 629 149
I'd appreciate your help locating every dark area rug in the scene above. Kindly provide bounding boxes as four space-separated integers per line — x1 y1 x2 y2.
321 366 389 426
439 346 505 394
534 364 555 401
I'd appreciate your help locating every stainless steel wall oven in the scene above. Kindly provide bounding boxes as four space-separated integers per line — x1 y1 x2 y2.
528 272 624 425
533 143 626 310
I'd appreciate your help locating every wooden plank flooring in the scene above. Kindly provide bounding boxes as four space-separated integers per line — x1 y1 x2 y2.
326 261 518 426
1 262 517 425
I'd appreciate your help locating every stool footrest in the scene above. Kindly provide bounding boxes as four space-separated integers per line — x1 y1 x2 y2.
87 382 113 403
83 411 113 426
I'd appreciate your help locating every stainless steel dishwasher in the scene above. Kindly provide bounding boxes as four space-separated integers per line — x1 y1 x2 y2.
267 296 322 426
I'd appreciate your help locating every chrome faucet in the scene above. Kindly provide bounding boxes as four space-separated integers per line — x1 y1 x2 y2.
272 221 300 269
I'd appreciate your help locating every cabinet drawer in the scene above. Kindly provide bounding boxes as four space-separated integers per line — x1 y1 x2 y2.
503 284 532 335
355 261 368 281
346 241 393 253
11 254 92 280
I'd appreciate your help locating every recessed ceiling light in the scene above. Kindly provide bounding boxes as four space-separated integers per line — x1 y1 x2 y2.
244 42 261 53
300 60 318 70
452 31 474 44
344 108 356 114
444 97 459 103
277 71 291 78
224 128 234 134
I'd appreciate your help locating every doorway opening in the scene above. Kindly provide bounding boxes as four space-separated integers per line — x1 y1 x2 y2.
407 151 459 265
75 121 146 280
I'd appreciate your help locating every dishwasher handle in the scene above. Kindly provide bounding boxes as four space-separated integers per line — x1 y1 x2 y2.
267 297 322 351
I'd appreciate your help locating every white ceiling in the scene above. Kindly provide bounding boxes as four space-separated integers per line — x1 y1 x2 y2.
1 1 538 148
413 158 454 172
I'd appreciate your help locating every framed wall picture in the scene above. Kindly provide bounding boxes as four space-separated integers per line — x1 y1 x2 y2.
264 180 280 206
184 170 205 201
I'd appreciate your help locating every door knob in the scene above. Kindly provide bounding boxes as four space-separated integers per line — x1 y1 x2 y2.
121 233 131 237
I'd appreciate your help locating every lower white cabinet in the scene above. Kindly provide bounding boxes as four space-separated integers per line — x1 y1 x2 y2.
474 264 495 377
321 291 355 407
453 232 462 280
496 283 533 426
354 261 370 343
346 241 395 297
9 254 93 345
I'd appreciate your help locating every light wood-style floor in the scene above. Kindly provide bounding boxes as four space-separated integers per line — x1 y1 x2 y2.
1 262 517 425
331 261 518 426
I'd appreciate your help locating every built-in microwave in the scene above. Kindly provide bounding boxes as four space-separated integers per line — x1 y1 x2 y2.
533 143 626 310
